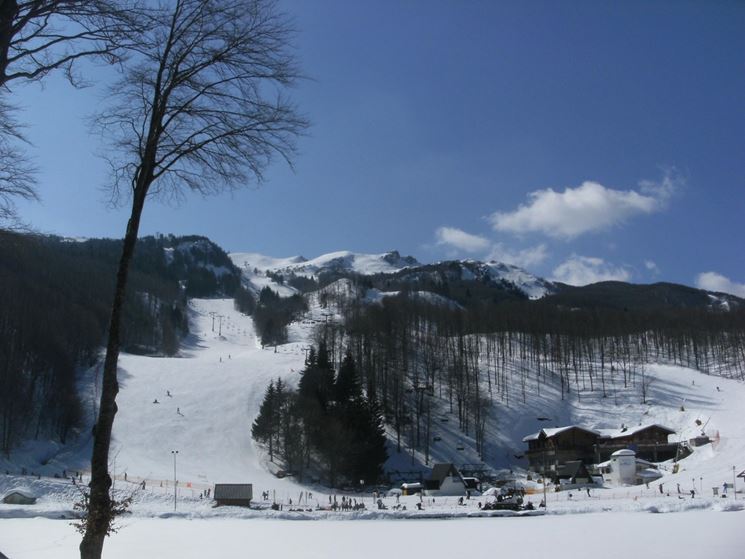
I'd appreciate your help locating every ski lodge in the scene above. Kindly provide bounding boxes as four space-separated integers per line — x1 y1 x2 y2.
523 423 679 476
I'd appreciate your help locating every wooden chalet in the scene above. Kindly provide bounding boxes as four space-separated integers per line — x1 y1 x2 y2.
213 484 253 507
596 424 678 462
523 423 680 474
2 489 36 505
522 426 600 475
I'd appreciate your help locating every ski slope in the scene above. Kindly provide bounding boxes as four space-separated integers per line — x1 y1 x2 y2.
2 291 745 520
110 298 309 491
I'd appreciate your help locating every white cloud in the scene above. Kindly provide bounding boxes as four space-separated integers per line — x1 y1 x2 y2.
435 226 490 253
487 243 548 269
490 175 679 239
433 227 548 270
552 255 632 286
645 260 661 276
695 272 745 298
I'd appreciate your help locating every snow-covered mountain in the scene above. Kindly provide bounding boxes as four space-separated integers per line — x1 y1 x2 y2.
230 249 552 301
231 250 420 277
230 249 745 311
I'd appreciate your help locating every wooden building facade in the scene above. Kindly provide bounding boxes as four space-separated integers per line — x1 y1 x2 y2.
213 484 253 507
524 424 679 474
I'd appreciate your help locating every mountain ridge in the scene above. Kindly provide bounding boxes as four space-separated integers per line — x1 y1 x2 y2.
228 248 743 311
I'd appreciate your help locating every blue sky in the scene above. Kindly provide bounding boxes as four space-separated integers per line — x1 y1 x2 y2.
12 0 745 293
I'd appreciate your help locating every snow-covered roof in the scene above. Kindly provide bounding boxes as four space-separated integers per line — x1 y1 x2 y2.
638 468 663 479
522 425 600 442
611 449 636 457
597 424 676 439
4 487 35 498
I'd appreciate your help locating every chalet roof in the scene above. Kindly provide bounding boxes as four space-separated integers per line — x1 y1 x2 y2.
213 484 252 500
3 487 35 499
556 461 589 478
597 424 676 439
522 425 600 442
430 463 461 484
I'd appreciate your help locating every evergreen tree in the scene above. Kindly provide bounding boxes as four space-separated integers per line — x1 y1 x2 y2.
251 381 277 462
334 349 362 404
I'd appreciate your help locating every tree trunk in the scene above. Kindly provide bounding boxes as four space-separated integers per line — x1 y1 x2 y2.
80 185 148 559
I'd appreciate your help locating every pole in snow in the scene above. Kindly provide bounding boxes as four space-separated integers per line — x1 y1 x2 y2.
172 450 179 511
734 466 737 501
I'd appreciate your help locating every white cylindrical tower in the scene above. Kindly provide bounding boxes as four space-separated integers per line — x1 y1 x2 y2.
610 449 637 485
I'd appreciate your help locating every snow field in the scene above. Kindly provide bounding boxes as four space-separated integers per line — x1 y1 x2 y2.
1 511 743 559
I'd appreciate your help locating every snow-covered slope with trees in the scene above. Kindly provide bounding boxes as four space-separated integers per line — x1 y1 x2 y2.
2 292 744 513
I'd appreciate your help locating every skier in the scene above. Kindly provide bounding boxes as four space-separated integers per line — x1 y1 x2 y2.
167 390 172 397
659 483 663 494
153 398 159 404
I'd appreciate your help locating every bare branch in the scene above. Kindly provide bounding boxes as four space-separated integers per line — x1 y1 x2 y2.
97 0 308 204
0 99 37 228
0 0 141 89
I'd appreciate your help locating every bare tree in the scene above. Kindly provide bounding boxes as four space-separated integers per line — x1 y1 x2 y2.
0 1 132 87
0 1 134 227
0 99 36 227
80 1 307 558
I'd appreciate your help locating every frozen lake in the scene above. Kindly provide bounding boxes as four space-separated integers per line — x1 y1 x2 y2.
1 510 742 559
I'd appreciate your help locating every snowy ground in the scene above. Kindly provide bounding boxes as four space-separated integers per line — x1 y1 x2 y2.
1 512 743 559
2 293 745 556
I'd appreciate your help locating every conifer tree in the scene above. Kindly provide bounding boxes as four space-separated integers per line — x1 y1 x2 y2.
335 349 362 404
251 380 277 462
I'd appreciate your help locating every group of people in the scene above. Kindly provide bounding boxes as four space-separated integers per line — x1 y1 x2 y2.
331 495 365 511
152 390 183 415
